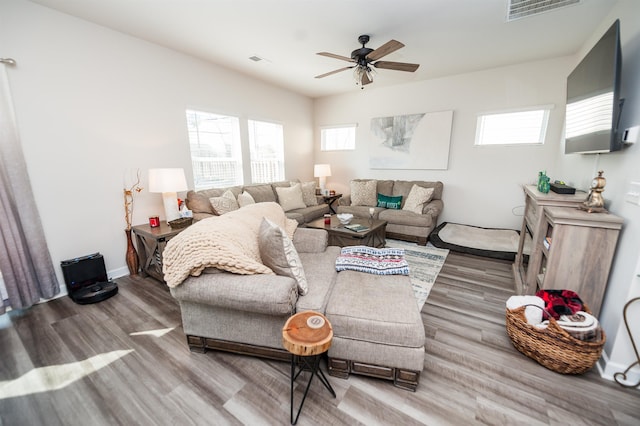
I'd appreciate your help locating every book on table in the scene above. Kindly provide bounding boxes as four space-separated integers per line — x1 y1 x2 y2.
344 223 369 232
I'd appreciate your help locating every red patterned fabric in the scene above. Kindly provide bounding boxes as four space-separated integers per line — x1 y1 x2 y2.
535 289 584 320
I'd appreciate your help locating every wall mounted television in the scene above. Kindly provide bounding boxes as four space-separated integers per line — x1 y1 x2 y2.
565 19 622 154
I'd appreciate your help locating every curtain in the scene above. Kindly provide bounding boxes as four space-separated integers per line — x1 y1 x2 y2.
0 63 59 314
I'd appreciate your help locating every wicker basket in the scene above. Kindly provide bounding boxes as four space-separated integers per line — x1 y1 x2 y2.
168 217 193 229
505 304 605 374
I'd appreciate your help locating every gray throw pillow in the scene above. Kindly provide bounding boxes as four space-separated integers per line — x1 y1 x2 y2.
275 183 306 212
258 218 308 295
350 180 378 206
209 190 239 215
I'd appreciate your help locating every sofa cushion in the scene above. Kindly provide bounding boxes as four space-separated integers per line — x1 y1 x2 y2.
276 183 306 212
209 190 239 215
244 183 277 203
296 246 341 313
298 181 319 207
377 193 402 209
237 191 256 207
259 218 308 295
403 185 435 214
378 209 433 227
393 180 443 203
186 186 243 215
350 180 378 206
326 271 425 348
376 180 395 197
292 204 329 223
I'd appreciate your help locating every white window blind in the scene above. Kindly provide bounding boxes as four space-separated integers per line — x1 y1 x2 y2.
248 119 285 183
565 92 613 139
321 124 356 151
475 108 551 146
186 110 243 190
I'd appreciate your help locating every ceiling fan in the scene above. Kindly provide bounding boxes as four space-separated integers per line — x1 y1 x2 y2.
315 35 420 87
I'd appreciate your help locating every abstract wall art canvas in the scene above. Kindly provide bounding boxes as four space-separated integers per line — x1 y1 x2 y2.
369 110 453 170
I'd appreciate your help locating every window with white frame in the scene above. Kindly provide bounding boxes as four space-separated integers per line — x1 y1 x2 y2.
186 110 243 190
248 119 285 183
475 107 552 146
321 124 357 151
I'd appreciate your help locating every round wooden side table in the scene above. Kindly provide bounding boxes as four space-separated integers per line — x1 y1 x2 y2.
282 311 336 425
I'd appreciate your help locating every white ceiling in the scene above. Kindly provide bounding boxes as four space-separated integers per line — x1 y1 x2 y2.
29 0 618 98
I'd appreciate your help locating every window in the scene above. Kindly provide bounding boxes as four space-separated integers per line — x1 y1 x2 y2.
475 107 551 146
186 110 243 190
248 120 285 183
321 124 356 151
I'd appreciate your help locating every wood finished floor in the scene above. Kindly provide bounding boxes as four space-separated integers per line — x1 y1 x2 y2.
1 252 638 425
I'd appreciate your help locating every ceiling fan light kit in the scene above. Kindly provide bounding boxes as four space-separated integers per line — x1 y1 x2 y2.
316 34 419 88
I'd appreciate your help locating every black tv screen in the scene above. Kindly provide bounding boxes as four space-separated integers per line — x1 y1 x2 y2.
565 20 622 154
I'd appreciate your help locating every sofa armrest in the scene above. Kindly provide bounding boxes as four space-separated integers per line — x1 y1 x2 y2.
339 195 351 206
423 199 443 219
193 212 215 222
293 228 328 253
170 272 297 316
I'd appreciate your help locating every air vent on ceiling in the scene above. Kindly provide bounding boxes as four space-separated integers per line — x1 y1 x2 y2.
248 55 263 62
507 0 580 21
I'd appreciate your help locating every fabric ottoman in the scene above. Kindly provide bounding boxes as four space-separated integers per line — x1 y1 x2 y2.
324 270 426 391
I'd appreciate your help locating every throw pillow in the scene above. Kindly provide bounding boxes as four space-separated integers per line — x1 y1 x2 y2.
258 218 308 295
350 180 377 206
209 190 239 215
403 185 435 214
237 191 256 208
276 183 306 212
296 181 318 207
377 193 403 210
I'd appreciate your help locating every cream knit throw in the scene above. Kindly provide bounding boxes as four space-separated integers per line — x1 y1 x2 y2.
162 202 298 288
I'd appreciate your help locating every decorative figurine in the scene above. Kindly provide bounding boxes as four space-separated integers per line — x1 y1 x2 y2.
581 170 607 213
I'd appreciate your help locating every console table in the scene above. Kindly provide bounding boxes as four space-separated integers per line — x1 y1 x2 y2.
512 185 622 316
132 221 187 283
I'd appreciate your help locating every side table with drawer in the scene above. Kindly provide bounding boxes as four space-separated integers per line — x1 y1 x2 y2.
131 221 187 283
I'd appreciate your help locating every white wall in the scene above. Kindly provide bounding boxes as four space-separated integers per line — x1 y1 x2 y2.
314 57 573 230
0 0 314 289
315 3 640 383
555 0 640 384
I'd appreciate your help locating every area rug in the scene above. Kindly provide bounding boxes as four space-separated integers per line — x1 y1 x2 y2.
385 239 449 311
430 221 531 261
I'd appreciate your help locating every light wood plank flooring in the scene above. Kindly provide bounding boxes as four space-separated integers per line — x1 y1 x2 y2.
1 252 638 425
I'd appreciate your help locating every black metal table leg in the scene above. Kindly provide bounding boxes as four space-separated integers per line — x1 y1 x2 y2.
290 354 336 425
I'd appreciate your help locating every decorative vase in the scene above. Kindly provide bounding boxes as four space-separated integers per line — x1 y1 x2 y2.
125 228 139 275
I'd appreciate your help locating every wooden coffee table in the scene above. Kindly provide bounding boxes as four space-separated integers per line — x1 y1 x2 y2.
306 216 387 248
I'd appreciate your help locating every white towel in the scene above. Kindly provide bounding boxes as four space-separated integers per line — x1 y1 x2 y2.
506 295 545 326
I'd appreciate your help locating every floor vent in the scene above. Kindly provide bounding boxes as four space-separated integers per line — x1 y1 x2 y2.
507 0 580 21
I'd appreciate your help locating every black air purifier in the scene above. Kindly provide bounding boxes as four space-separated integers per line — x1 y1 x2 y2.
61 253 118 304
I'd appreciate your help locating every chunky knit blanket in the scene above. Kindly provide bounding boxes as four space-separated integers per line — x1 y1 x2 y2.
162 202 298 288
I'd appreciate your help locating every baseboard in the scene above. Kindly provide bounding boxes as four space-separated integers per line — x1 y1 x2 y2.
597 350 640 387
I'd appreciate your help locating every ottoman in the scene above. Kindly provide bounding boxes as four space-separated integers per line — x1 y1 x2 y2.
324 270 425 391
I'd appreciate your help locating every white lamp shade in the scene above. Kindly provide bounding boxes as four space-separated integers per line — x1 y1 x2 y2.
148 168 188 193
313 164 332 178
148 168 188 222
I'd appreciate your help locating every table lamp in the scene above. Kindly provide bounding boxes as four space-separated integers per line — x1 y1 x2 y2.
148 168 188 222
314 164 331 193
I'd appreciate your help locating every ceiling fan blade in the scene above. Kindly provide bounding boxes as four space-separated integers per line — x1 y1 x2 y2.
373 61 420 72
317 52 355 62
366 39 404 61
315 66 353 79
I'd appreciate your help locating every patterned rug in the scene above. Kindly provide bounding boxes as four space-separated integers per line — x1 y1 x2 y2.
385 239 449 311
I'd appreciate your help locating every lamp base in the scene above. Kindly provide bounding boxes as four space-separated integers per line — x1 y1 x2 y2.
162 191 180 222
319 176 327 193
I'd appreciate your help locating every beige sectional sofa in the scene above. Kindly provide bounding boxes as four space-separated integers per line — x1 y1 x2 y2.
166 205 426 391
337 179 444 245
185 179 329 224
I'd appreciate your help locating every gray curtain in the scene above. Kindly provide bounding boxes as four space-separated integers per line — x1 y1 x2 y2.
0 63 59 314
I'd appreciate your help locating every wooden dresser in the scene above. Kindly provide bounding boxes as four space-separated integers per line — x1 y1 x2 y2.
513 185 622 316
